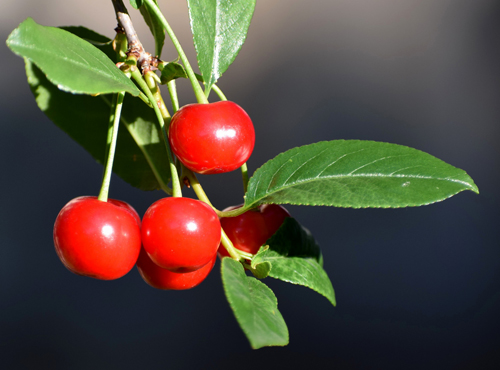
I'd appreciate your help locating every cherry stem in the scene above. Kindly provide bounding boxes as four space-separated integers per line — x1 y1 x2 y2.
167 80 180 113
98 93 173 195
98 91 125 202
241 163 249 194
220 229 247 261
143 0 209 104
193 72 227 101
211 83 227 101
183 167 213 207
217 206 251 218
131 68 182 197
136 90 153 107
181 167 250 262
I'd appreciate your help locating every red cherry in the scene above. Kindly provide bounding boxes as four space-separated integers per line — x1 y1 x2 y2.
218 204 291 258
136 248 216 290
141 197 221 272
53 196 142 280
168 101 255 174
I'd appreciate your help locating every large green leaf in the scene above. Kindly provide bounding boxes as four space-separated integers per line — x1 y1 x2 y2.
187 0 256 89
244 140 479 209
59 26 116 62
251 218 336 306
26 59 170 191
6 18 139 96
221 258 289 349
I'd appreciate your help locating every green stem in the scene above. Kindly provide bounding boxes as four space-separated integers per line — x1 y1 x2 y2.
204 84 211 99
211 83 227 101
99 95 173 196
98 91 125 202
241 162 249 194
221 228 246 261
183 167 213 207
138 91 153 107
183 167 248 261
132 69 182 197
193 73 227 101
145 71 170 118
167 79 180 113
217 206 254 218
143 0 208 104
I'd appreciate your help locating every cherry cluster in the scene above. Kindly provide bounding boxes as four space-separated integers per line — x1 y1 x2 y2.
53 101 290 290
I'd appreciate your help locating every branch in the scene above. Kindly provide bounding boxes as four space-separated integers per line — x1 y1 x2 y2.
111 0 156 73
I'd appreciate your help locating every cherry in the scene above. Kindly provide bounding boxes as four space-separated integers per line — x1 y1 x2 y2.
168 101 255 174
136 248 216 290
141 197 221 272
53 196 142 280
218 204 291 258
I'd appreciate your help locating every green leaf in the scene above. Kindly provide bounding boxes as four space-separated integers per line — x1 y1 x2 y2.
244 140 479 209
252 218 336 306
139 0 165 57
221 258 289 349
6 18 139 96
160 62 188 84
187 0 256 89
26 59 170 191
129 0 144 9
59 26 115 62
248 252 271 279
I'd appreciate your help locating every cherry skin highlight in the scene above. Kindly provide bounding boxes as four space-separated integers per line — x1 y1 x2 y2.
53 196 142 280
218 204 291 258
141 197 221 272
136 248 216 290
168 101 255 174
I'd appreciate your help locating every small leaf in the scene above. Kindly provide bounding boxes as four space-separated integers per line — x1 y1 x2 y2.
187 0 256 89
139 0 165 57
248 248 271 279
221 258 289 349
251 218 336 306
160 62 188 84
244 140 479 209
6 18 139 96
26 60 170 191
129 0 144 9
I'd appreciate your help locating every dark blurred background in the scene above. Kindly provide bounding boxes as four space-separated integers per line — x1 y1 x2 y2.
1 0 499 368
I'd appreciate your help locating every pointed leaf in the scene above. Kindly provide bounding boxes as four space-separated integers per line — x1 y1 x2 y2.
251 218 335 306
244 140 479 209
6 18 140 96
221 258 289 349
139 0 165 57
26 59 170 191
187 0 256 89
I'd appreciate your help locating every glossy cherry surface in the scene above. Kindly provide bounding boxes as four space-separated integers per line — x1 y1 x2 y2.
53 196 142 280
218 204 291 258
168 101 255 174
141 197 221 272
136 248 216 290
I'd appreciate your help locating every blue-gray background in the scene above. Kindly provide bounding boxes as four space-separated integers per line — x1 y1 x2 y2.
1 0 499 368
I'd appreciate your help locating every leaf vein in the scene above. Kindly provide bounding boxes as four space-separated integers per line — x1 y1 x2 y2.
281 148 330 187
316 148 365 177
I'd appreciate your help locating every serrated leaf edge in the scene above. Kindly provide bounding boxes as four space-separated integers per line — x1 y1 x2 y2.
244 140 479 209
